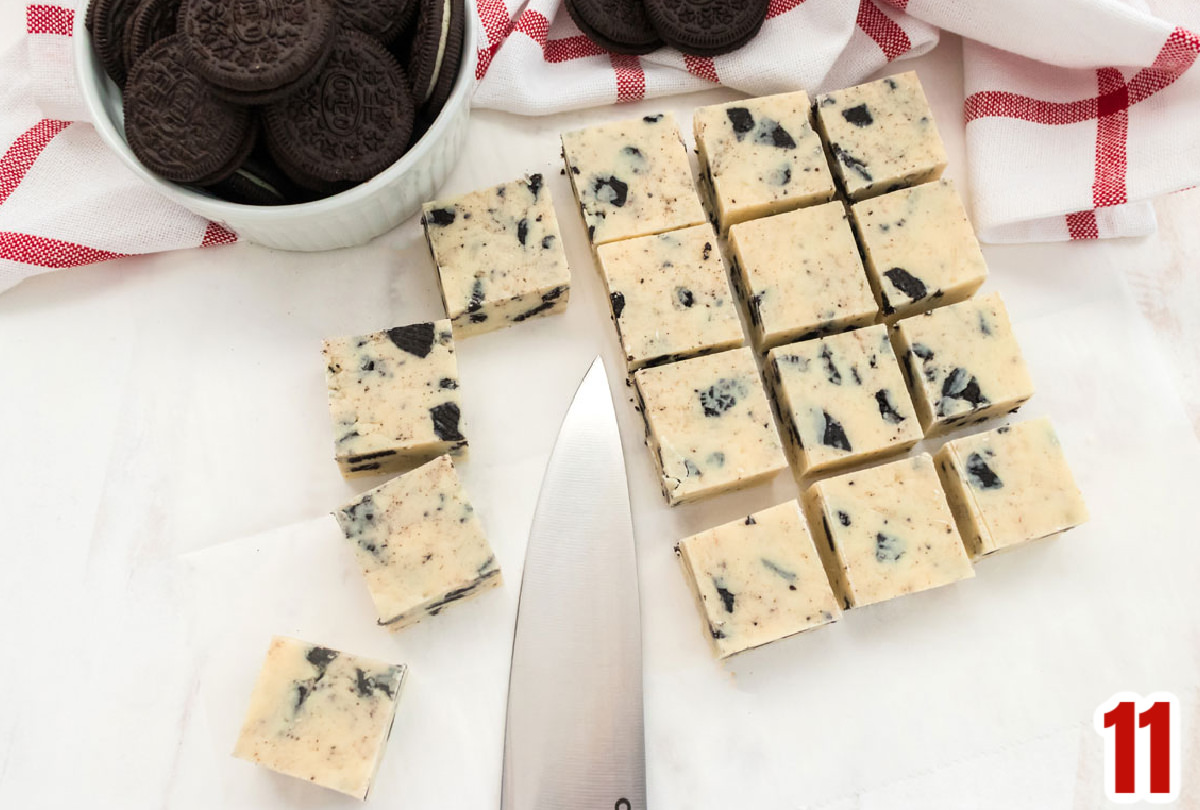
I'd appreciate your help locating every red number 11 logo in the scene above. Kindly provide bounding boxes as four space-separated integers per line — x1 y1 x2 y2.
1094 692 1181 803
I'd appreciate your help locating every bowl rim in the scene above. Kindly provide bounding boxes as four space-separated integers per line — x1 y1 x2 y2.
73 0 479 223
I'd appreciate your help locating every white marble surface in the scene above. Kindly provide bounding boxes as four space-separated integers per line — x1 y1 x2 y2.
2 8 1200 808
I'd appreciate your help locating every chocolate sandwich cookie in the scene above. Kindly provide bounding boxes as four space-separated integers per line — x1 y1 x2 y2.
421 0 464 118
207 154 309 205
408 0 459 106
335 0 419 45
124 36 255 185
181 0 336 98
646 0 769 57
89 0 139 85
122 0 181 75
565 0 662 56
264 31 414 194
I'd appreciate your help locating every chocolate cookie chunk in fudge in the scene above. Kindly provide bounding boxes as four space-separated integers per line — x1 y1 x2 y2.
264 31 414 193
561 112 707 246
323 320 467 477
814 71 948 201
564 0 662 55
334 454 502 630
422 174 571 338
728 201 878 350
765 324 921 477
646 0 769 56
935 418 1088 559
694 90 837 232
181 0 336 100
851 179 988 320
891 292 1034 436
596 223 743 370
124 36 255 185
233 637 406 799
676 500 840 659
804 453 974 609
633 347 787 506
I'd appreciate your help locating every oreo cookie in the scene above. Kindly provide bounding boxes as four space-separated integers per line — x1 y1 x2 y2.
420 0 464 118
181 0 337 98
206 154 309 205
565 0 662 56
263 31 414 194
89 0 139 85
122 0 181 75
646 0 769 57
335 0 419 45
124 35 255 185
408 0 459 106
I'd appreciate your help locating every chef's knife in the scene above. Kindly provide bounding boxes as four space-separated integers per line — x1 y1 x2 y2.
501 356 646 810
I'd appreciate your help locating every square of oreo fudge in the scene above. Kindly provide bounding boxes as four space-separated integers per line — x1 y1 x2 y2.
422 174 571 338
728 200 878 350
803 453 974 609
813 71 948 201
334 453 501 629
850 179 988 320
765 324 922 477
561 112 707 246
596 223 744 370
675 500 841 658
693 90 837 232
891 292 1034 437
323 320 467 477
233 637 406 799
935 418 1089 559
633 347 788 506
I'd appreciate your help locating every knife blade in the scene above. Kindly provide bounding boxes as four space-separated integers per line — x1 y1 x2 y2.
501 356 646 810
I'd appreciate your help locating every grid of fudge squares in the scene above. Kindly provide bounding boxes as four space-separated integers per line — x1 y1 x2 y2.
728 200 878 350
334 454 501 629
561 112 707 246
422 173 571 338
803 453 974 609
597 223 744 370
675 500 841 659
935 418 1088 559
765 324 922 477
891 292 1034 437
323 320 467 478
813 71 948 201
851 179 988 320
693 90 837 233
233 637 406 799
633 347 788 506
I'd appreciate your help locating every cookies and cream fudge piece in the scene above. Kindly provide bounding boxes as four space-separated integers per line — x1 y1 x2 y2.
422 174 571 338
233 637 406 799
633 347 787 506
324 321 466 477
693 90 836 232
728 201 878 350
675 500 841 658
803 453 974 609
935 418 1088 559
597 223 744 370
891 292 1034 436
851 179 988 319
561 112 707 245
765 325 922 477
813 71 948 201
334 454 501 629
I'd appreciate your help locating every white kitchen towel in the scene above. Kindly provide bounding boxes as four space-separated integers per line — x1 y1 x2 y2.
2 1 1199 294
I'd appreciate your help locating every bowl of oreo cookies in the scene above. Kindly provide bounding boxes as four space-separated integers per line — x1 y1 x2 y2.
75 0 475 250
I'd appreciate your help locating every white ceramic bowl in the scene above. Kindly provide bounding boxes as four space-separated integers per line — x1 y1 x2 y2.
74 2 477 251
